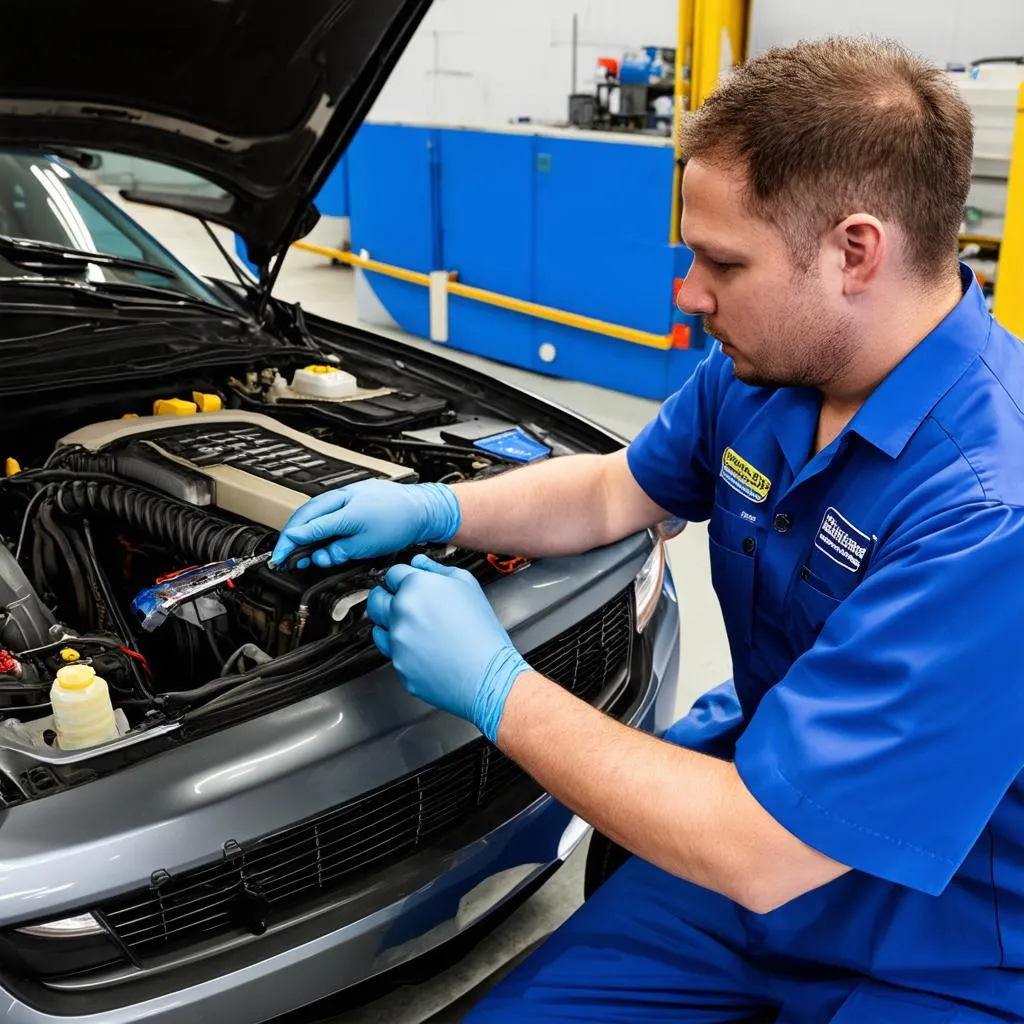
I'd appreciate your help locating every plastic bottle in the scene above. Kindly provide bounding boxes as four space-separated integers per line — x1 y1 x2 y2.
290 365 359 399
50 664 120 750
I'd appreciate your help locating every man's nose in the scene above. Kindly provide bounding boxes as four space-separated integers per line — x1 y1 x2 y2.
676 267 715 316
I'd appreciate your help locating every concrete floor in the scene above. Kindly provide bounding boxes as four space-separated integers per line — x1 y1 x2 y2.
117 198 734 1022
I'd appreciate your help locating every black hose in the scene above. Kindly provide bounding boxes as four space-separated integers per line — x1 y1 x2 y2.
58 452 120 476
31 511 60 604
37 504 90 625
81 519 153 700
293 569 366 649
301 572 362 614
203 620 224 665
183 635 378 725
159 630 353 706
6 468 164 493
62 515 108 629
17 487 51 560
18 634 125 656
45 480 271 564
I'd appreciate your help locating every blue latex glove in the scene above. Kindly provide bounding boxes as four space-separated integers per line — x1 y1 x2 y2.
366 554 530 743
271 480 461 569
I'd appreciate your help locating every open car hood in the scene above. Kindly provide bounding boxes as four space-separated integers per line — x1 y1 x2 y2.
0 0 432 268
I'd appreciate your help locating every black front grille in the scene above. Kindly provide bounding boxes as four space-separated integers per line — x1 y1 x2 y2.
98 588 635 961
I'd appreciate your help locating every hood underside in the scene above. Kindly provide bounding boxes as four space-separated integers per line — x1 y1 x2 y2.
0 0 432 267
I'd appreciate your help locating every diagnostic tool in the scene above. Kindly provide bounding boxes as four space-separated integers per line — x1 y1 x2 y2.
131 553 273 632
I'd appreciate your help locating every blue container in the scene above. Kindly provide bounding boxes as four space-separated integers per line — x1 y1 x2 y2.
619 47 671 85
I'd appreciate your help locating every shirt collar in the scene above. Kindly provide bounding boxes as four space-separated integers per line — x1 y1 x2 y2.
846 264 992 459
766 385 821 475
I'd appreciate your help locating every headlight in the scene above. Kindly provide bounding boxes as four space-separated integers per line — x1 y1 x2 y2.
0 911 127 978
16 913 104 938
634 534 666 633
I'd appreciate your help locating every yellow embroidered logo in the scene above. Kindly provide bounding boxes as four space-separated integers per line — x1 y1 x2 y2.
720 447 771 504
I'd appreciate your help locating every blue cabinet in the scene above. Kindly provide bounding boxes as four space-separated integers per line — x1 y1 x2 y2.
336 124 707 399
438 130 537 368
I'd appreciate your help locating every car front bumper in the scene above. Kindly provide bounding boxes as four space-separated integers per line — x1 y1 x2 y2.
0 576 679 1024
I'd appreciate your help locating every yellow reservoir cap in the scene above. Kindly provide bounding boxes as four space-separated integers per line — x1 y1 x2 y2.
153 398 197 416
192 391 223 413
302 365 338 374
56 664 97 690
59 648 81 664
5 458 20 477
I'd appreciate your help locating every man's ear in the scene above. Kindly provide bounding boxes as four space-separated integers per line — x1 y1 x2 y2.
828 214 886 295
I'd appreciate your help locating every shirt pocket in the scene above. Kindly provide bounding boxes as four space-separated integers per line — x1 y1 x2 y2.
708 505 760 651
786 544 864 650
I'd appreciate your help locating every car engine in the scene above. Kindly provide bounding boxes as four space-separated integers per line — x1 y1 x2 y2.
0 361 545 766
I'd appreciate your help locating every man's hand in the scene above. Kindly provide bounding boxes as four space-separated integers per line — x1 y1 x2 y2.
271 481 461 569
366 554 530 742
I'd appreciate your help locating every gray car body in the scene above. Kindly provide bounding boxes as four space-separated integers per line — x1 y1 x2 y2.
0 0 684 1013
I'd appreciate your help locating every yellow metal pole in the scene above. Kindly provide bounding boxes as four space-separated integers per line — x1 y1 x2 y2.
690 0 749 112
670 0 695 244
689 0 713 113
292 241 674 351
675 0 750 241
994 81 1024 336
446 279 672 348
293 242 432 287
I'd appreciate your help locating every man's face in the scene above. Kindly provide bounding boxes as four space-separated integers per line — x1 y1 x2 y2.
677 158 856 389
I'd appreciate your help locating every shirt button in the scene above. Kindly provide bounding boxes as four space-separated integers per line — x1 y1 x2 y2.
773 513 793 534
742 536 756 555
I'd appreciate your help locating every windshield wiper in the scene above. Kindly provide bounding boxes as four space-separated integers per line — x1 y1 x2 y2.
0 235 178 279
0 276 254 324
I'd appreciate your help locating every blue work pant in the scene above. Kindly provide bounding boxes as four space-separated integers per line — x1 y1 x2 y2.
465 855 1004 1023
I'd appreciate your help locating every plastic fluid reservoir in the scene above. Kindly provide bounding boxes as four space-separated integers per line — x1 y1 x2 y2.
291 365 358 399
50 664 120 750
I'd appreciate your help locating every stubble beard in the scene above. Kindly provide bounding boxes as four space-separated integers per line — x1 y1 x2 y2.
704 313 857 391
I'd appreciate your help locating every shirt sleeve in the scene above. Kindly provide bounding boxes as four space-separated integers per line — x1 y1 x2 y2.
734 501 1024 896
626 344 729 522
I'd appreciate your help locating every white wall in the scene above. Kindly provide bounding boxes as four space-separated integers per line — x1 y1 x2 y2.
749 0 1024 66
369 0 678 126
371 0 1024 128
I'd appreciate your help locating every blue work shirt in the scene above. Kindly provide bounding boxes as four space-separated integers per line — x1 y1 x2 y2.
627 266 1024 1016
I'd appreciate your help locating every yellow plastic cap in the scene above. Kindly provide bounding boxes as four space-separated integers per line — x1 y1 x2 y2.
192 391 223 413
59 648 81 664
153 398 197 416
56 664 96 690
302 364 338 374
5 458 20 477
122 413 140 420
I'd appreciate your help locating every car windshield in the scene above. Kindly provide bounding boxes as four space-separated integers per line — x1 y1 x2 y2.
0 152 229 306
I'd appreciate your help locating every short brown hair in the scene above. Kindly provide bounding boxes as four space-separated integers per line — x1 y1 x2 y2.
681 37 973 278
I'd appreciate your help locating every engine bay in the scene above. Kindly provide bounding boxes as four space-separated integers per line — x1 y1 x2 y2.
0 356 561 773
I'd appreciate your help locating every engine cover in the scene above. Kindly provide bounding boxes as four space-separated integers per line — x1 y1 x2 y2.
58 411 415 530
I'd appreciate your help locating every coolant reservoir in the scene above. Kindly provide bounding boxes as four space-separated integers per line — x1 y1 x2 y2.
290 364 359 399
50 664 120 750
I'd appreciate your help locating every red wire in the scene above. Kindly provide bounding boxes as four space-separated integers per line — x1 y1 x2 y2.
119 646 154 680
155 565 199 584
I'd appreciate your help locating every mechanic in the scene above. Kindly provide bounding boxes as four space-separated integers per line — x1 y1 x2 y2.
271 38 1024 1023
